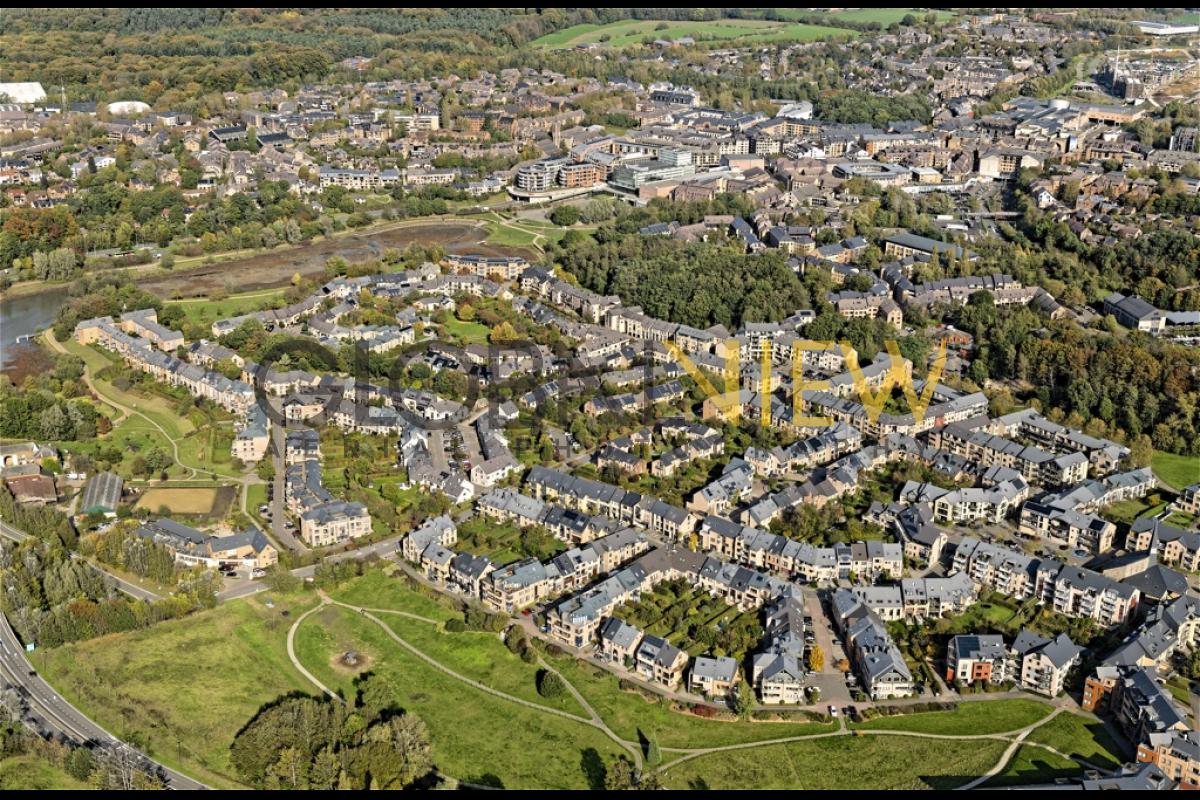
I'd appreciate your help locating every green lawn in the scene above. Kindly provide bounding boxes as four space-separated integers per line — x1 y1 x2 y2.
533 18 855 49
246 482 267 516
849 699 1053 736
57 414 187 481
1166 512 1198 529
59 336 252 479
455 515 565 564
1105 492 1173 526
661 734 1010 790
0 754 91 789
294 605 626 789
336 571 839 751
442 315 491 345
1164 674 1194 716
167 287 289 331
547 653 834 749
39 592 317 789
1022 712 1127 769
65 340 196 440
1154 450 1200 492
33 567 1080 790
984 745 1082 788
820 8 955 26
325 603 583 715
485 220 543 247
329 568 460 622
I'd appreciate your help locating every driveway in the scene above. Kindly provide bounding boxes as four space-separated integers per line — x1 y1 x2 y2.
805 589 854 705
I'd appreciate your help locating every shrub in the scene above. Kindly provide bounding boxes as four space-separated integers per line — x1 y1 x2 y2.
537 669 566 699
504 626 527 654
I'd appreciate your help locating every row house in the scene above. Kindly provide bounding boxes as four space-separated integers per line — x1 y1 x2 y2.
851 572 977 622
831 589 914 700
931 418 1089 488
1127 519 1200 572
525 466 697 539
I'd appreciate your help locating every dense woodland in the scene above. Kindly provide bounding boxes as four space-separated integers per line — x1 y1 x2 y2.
0 488 219 648
549 189 1200 456
229 680 433 790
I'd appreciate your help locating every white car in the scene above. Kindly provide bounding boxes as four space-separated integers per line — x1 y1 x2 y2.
828 705 839 718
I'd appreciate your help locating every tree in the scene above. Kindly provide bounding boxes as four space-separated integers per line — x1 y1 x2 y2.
65 747 95 782
549 205 582 226
733 689 754 721
489 321 519 343
537 669 565 699
604 756 637 790
645 734 661 767
230 694 431 789
806 643 825 673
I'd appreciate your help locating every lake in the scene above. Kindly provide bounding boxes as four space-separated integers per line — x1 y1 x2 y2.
0 287 68 370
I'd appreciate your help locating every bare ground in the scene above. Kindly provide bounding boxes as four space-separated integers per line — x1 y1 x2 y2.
143 221 535 299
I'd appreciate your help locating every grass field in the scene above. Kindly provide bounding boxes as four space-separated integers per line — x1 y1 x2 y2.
1022 712 1127 769
294 605 626 789
36 568 1081 790
167 287 289 331
0 755 90 790
57 414 188 482
1153 450 1200 491
547 653 834 749
58 336 250 479
985 745 1081 787
329 569 460 621
134 486 219 514
483 216 572 249
849 699 1053 736
1105 492 1173 526
333 571 836 750
330 604 582 715
39 592 317 789
661 734 1010 790
442 315 491 345
818 8 955 26
986 711 1128 786
533 18 855 49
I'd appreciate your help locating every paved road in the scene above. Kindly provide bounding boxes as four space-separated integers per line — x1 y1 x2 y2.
216 532 406 602
0 612 206 790
269 423 309 554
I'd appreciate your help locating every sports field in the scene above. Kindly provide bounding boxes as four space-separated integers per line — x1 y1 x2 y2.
134 486 221 515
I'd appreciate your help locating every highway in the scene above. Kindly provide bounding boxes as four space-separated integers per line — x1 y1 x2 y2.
0 611 207 789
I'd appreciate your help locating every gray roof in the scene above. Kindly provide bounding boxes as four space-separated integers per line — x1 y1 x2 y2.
691 655 738 682
81 471 123 512
599 617 642 651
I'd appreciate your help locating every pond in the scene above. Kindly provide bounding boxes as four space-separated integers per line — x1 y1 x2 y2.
0 286 68 371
